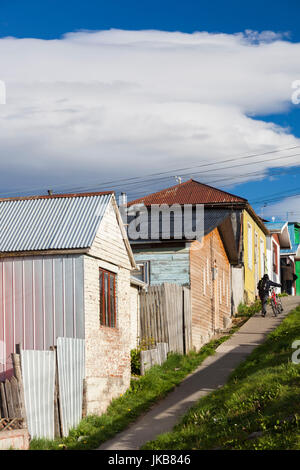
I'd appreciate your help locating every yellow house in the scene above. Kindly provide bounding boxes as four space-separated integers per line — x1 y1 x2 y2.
243 206 269 303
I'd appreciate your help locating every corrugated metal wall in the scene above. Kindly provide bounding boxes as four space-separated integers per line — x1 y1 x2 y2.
21 349 56 439
0 254 84 380
57 337 85 437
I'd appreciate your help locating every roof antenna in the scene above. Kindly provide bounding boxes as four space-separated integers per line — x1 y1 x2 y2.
175 176 182 184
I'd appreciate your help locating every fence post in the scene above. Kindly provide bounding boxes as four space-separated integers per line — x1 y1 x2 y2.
11 351 27 427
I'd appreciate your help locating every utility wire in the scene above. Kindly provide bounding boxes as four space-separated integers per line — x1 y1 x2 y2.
0 143 299 198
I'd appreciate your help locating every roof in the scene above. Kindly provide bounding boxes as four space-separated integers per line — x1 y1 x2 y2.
265 221 287 232
128 179 247 206
0 191 114 253
203 209 232 235
265 221 291 249
281 222 300 256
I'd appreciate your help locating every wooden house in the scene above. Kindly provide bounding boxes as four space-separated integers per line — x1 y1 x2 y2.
265 221 291 292
128 179 269 306
280 222 300 295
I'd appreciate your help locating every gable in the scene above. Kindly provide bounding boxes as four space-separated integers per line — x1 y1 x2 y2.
89 198 135 269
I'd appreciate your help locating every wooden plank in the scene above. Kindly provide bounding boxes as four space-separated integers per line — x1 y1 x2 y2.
5 379 14 418
12 353 27 425
140 350 152 375
0 382 8 418
82 379 87 419
183 287 192 353
50 346 62 438
10 377 21 419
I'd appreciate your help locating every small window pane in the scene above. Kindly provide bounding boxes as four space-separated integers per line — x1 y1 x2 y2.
100 268 117 328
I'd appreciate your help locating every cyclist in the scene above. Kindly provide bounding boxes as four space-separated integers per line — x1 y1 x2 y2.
257 274 282 317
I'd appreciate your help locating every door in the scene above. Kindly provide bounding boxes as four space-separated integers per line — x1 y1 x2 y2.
296 261 300 296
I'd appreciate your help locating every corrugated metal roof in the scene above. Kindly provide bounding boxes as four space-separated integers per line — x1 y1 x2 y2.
128 179 247 206
0 192 112 253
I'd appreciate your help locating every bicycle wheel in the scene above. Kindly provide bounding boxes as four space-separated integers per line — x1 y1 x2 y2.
270 298 278 316
277 297 283 313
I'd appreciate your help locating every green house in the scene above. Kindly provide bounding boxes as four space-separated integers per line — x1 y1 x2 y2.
280 222 300 295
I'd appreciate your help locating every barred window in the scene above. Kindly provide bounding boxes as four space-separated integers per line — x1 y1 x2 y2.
99 268 117 328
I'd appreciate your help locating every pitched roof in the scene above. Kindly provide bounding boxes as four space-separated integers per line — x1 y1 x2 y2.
128 179 247 206
265 221 288 232
0 191 114 253
281 222 300 256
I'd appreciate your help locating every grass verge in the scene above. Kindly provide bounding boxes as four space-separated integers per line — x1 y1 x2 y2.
143 305 300 450
30 322 246 450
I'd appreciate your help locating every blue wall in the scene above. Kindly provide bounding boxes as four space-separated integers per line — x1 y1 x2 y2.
133 245 190 285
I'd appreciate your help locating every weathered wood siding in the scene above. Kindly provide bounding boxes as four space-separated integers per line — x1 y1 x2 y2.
89 201 132 270
133 245 190 285
190 228 231 349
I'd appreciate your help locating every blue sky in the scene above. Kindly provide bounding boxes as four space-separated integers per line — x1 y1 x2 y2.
0 0 300 220
1 0 299 41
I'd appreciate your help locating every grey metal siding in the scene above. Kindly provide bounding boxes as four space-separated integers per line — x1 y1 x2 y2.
0 254 84 379
57 337 85 437
0 193 111 252
21 348 56 439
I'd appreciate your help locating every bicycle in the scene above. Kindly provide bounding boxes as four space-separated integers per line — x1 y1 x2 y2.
270 287 284 317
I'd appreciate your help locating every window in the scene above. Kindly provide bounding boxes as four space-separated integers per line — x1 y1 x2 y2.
100 268 117 328
131 261 150 284
248 223 253 270
260 238 265 276
273 242 278 274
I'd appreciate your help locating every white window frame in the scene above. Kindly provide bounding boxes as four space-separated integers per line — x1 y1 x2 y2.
248 223 253 270
260 237 265 276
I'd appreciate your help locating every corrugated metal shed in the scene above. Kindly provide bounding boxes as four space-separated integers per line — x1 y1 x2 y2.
128 179 247 206
0 192 112 253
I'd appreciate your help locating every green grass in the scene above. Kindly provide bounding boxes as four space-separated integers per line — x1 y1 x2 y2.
30 330 239 450
143 306 300 450
236 299 262 317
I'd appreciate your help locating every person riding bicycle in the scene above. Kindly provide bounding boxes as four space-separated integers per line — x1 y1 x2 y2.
257 274 282 317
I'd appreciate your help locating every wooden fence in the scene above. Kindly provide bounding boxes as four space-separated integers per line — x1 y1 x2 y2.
0 354 26 432
140 342 169 375
140 283 192 354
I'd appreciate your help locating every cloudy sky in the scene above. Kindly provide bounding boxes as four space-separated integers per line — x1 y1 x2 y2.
0 0 300 220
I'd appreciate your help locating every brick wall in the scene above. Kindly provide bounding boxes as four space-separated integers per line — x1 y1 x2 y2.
84 256 131 415
83 200 133 415
190 228 231 350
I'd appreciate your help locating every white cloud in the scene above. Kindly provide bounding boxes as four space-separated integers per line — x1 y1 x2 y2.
0 29 300 195
265 195 300 221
